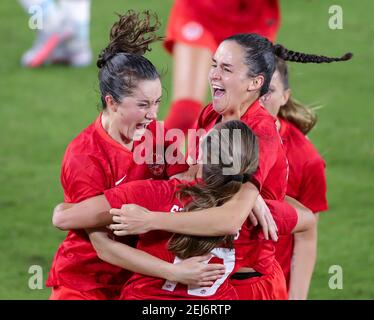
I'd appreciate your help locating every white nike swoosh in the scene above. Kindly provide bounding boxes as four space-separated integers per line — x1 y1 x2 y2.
115 175 127 186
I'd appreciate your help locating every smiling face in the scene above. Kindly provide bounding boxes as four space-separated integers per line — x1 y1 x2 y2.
105 78 162 146
208 40 263 117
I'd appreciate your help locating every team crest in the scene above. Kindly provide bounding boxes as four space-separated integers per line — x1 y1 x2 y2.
182 21 203 41
147 153 165 177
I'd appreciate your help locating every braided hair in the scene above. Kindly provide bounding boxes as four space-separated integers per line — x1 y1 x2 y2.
225 33 353 97
273 44 353 64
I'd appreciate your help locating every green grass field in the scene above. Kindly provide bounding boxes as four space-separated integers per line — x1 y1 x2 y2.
1 0 373 299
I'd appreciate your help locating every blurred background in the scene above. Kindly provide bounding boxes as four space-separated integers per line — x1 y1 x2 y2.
0 0 373 299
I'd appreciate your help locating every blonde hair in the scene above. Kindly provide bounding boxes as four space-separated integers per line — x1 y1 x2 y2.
168 120 259 259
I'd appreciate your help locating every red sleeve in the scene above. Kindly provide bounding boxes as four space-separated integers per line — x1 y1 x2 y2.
186 105 213 165
166 163 189 177
61 154 107 202
251 121 280 191
265 200 298 235
104 180 176 210
103 184 132 209
298 158 328 213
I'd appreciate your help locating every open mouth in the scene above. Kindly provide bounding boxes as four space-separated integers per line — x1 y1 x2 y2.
212 85 225 99
135 122 150 130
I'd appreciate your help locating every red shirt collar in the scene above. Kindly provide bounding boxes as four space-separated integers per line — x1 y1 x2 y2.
240 99 262 122
278 117 289 138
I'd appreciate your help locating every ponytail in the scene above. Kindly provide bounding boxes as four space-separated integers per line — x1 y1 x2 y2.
97 10 162 68
272 46 352 133
97 10 162 109
279 98 317 135
224 33 353 98
273 44 353 64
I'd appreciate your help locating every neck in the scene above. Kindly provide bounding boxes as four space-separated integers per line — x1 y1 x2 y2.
101 111 133 151
222 95 258 122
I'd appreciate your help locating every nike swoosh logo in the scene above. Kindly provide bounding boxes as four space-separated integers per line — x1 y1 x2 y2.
115 175 127 186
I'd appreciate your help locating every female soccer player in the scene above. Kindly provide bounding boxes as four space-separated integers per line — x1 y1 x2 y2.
260 57 330 298
163 0 281 136
108 34 352 299
53 120 316 299
52 32 351 299
46 11 225 300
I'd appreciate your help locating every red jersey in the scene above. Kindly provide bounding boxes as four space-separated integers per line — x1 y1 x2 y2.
280 118 328 213
275 118 328 285
164 0 280 53
190 100 288 201
46 115 176 292
250 200 298 275
104 179 297 300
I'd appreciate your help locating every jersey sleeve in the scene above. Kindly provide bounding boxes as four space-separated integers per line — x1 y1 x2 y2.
265 200 298 235
61 154 107 203
298 158 328 213
251 120 280 191
186 105 214 165
104 180 176 210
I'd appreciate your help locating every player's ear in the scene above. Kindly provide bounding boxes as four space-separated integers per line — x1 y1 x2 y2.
105 95 118 112
281 88 291 106
247 75 264 92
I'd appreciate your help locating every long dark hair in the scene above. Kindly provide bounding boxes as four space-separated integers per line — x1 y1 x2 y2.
168 120 259 259
225 33 353 97
97 10 163 108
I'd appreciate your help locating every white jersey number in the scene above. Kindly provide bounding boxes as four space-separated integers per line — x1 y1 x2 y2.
162 247 235 297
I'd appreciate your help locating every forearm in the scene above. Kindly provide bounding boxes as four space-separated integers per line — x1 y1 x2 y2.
151 182 259 236
52 195 112 230
89 232 176 281
285 196 314 232
288 223 317 300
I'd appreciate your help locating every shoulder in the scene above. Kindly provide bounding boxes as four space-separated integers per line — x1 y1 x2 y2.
117 179 181 210
245 106 278 140
198 104 219 128
282 121 306 145
127 179 179 193
62 121 107 174
284 121 325 165
64 121 97 157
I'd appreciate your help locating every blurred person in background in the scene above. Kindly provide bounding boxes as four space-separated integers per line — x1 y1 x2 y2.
260 57 329 297
19 0 92 67
163 0 280 138
46 11 225 300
